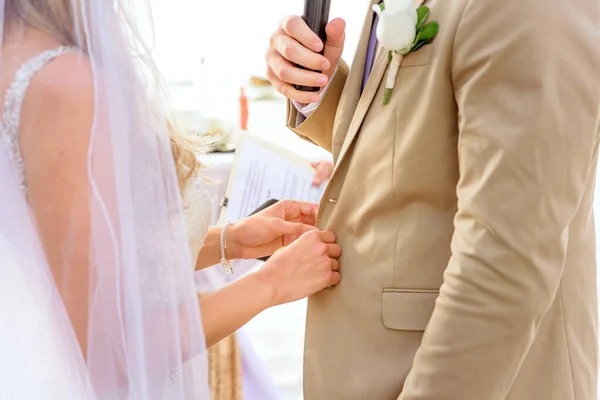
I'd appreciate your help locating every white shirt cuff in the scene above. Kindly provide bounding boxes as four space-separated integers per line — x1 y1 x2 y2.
291 69 337 119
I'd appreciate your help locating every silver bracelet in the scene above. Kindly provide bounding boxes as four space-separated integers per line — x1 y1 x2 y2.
220 222 233 275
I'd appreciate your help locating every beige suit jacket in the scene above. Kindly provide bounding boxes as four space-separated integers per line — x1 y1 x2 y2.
287 0 600 399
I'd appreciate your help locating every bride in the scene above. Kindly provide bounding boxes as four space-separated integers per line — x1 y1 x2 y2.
0 0 341 398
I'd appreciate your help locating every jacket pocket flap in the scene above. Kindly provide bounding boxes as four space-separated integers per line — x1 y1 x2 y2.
382 289 439 331
401 44 434 67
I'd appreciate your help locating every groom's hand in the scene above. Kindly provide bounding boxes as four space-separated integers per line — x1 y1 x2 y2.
266 16 346 104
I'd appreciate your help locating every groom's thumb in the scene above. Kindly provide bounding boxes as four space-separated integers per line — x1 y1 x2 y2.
323 18 346 79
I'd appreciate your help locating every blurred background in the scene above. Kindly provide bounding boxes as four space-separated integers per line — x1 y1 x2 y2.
143 1 600 399
150 0 365 115
149 0 366 156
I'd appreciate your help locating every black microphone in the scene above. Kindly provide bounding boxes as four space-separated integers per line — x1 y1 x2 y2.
294 0 332 92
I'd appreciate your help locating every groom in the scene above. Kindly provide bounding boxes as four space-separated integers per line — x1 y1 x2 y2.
266 0 600 399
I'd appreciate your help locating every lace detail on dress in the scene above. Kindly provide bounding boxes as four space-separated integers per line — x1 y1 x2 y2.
183 172 213 259
0 46 76 192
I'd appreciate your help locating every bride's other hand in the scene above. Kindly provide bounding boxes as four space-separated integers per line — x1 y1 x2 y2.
258 230 342 306
228 200 319 260
311 160 334 186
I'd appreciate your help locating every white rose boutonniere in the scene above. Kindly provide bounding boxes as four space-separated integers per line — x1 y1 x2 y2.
373 0 440 105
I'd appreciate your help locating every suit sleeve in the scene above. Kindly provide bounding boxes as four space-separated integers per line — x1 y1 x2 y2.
399 0 599 398
286 59 349 153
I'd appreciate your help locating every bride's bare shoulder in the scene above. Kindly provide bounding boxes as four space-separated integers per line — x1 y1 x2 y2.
19 51 94 175
28 51 94 110
23 51 93 129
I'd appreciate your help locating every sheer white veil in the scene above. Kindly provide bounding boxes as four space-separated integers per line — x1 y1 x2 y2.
0 0 209 398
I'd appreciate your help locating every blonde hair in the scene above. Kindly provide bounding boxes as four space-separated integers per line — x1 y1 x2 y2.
169 122 202 191
5 0 201 189
5 0 88 54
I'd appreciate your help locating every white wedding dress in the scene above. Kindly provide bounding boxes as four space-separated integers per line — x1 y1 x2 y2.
0 46 280 400
0 47 90 399
182 173 212 260
1 47 213 399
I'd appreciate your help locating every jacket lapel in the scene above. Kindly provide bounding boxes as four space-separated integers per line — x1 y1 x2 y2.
333 0 426 171
330 0 379 160
335 48 389 165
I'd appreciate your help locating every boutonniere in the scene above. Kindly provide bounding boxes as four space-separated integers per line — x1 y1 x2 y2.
373 0 439 105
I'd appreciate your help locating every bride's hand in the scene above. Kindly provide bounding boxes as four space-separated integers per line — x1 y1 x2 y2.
257 230 342 306
228 200 319 260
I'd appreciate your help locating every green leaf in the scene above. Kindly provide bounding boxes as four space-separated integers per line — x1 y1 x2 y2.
387 50 393 63
417 21 439 43
410 39 431 52
379 2 385 11
409 21 439 53
415 6 430 31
